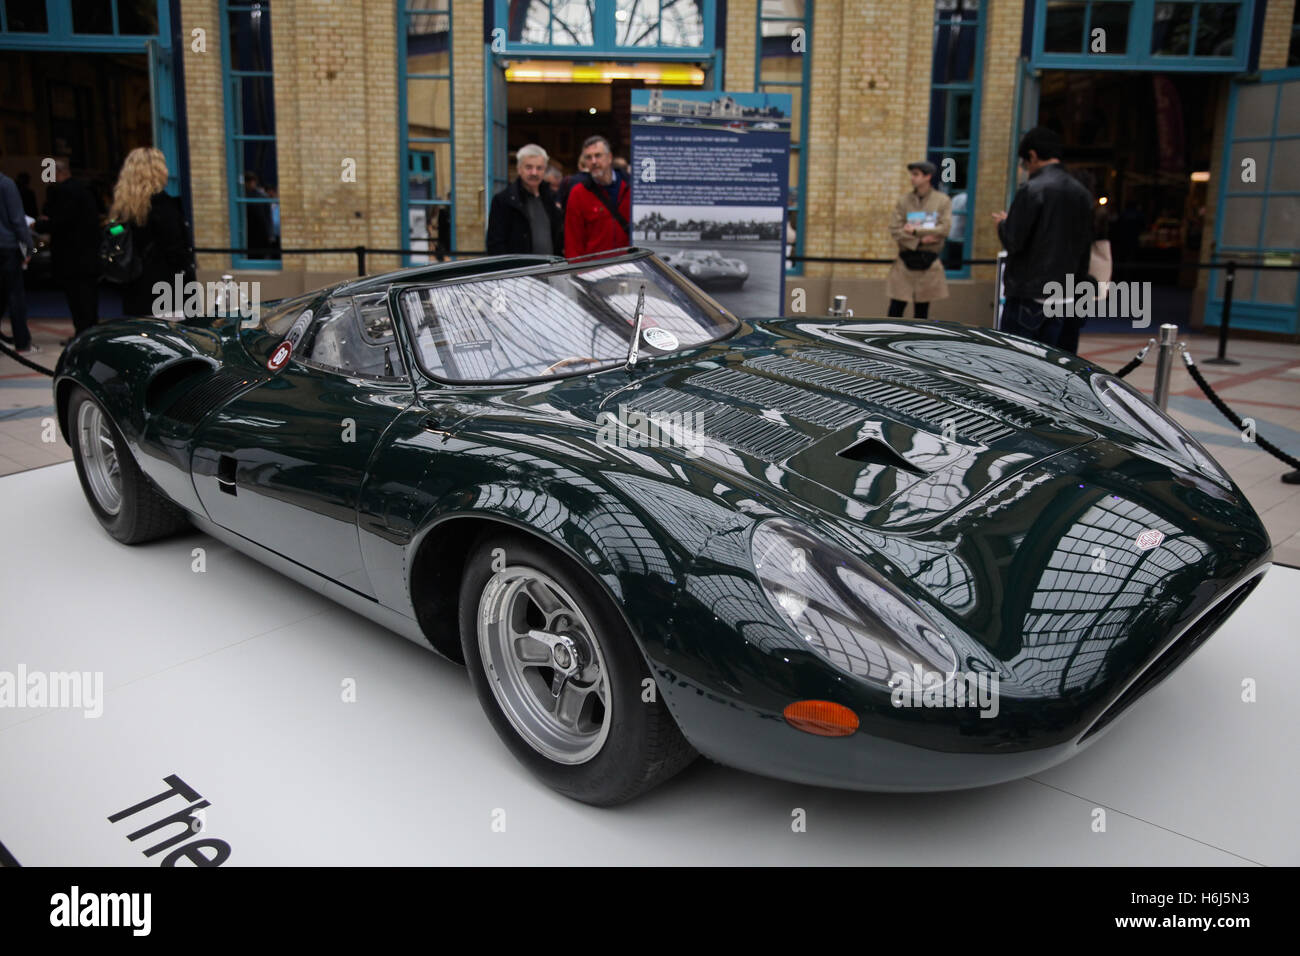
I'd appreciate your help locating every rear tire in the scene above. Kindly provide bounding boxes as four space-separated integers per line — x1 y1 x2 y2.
459 531 696 805
68 385 189 544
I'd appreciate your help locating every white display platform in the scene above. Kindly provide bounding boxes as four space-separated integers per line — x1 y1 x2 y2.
2 462 1296 866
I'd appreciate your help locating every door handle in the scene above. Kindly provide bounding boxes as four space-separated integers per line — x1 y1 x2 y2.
217 454 238 495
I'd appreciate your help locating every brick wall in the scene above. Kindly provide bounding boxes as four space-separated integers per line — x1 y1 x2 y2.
971 0 1021 281
177 0 1027 298
179 0 228 276
802 1 934 282
180 0 400 283
271 0 400 278
724 0 758 91
1261 0 1297 70
452 2 485 255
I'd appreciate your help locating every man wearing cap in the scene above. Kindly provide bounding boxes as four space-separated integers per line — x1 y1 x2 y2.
886 160 950 319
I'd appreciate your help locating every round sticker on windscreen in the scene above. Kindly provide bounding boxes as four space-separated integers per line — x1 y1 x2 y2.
642 327 679 351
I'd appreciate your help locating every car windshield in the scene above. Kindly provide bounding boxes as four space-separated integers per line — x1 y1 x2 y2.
398 253 738 384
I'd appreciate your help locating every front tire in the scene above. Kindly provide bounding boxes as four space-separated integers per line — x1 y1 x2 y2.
68 386 189 544
459 532 695 805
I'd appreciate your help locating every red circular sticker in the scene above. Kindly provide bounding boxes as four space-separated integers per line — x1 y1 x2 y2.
267 340 292 371
1135 529 1165 551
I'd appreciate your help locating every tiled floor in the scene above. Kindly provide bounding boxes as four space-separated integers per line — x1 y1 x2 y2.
4 315 1299 565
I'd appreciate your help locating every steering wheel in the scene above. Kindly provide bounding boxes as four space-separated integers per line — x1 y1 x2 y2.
543 356 602 374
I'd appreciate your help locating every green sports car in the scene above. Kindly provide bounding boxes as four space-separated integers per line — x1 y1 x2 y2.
53 249 1271 805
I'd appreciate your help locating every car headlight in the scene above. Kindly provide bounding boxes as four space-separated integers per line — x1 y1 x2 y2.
750 519 958 689
1091 374 1229 485
736 262 748 273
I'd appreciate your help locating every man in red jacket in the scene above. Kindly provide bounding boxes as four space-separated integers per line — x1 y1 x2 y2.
564 135 631 258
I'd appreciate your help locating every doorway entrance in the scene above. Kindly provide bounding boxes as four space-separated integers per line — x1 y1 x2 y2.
1 50 154 213
486 59 711 199
1037 69 1221 329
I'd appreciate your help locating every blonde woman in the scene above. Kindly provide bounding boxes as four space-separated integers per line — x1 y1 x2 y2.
109 147 193 316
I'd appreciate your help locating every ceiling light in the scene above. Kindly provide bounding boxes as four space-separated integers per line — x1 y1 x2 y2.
503 61 706 85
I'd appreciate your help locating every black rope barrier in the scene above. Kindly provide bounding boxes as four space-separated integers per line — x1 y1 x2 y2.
1113 340 1154 379
8 310 1297 473
0 340 55 377
1181 350 1300 471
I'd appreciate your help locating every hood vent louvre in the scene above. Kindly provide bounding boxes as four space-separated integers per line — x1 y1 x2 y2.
623 388 814 462
743 353 1016 445
162 368 266 428
689 367 861 430
792 349 1054 430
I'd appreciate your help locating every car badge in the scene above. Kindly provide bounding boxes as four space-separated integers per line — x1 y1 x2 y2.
1135 529 1164 551
267 308 313 372
267 340 292 371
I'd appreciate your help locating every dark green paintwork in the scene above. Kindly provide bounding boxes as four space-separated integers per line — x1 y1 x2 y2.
51 258 1272 792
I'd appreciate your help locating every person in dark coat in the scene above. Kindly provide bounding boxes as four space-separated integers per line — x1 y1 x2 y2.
15 172 38 219
991 127 1093 349
486 144 564 256
41 158 103 339
0 170 35 352
242 171 276 258
108 147 195 318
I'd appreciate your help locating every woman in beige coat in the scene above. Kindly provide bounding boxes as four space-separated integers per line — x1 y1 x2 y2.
886 161 951 318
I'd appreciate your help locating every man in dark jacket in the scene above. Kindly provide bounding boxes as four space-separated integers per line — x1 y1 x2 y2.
992 127 1093 349
564 136 631 259
0 171 35 353
486 144 563 256
15 172 37 219
41 158 103 339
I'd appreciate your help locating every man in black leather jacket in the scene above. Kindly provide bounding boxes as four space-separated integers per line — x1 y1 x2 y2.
992 127 1093 349
486 144 564 256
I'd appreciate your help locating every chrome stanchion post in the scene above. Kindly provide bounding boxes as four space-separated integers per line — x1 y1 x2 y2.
214 273 234 316
1152 323 1178 410
829 295 848 317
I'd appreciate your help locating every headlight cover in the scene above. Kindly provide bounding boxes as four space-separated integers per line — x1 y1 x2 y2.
1090 374 1229 485
750 519 958 689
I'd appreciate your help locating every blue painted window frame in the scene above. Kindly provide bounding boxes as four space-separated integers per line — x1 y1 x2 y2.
755 1 812 277
492 0 715 57
220 0 279 270
1203 66 1300 335
399 1 455 266
1 2 179 193
1 0 165 40
927 0 985 279
1031 0 1254 71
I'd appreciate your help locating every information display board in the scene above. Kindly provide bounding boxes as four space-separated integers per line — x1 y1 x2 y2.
630 90 792 317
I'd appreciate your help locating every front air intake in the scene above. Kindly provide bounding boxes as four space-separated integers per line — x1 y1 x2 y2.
1078 573 1264 743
